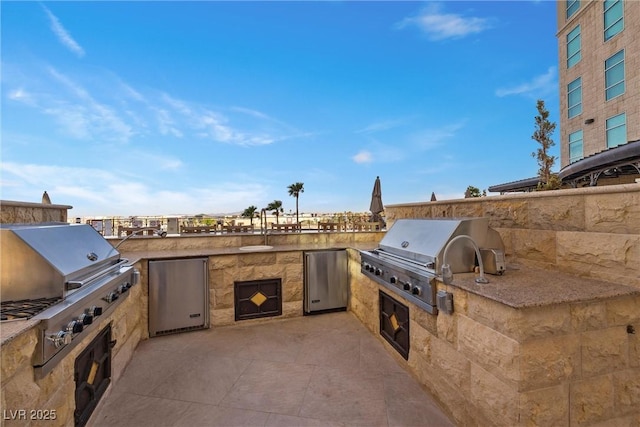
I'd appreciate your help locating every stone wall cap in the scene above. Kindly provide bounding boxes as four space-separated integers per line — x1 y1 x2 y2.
386 183 640 208
1 199 73 209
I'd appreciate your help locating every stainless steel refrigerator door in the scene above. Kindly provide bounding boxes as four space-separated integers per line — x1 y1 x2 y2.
304 250 348 313
148 258 209 336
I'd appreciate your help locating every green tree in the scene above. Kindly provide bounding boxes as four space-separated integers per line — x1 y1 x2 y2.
464 185 482 198
242 205 258 226
531 99 559 190
266 200 284 224
287 182 304 226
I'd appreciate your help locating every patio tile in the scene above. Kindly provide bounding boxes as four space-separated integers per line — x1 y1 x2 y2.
91 312 455 427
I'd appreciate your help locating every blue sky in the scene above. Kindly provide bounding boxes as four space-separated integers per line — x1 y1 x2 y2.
1 1 559 217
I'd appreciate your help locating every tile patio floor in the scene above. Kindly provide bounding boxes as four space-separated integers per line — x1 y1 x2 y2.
90 311 455 427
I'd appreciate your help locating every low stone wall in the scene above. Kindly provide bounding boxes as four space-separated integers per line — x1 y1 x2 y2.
385 183 640 289
112 229 382 253
0 200 72 224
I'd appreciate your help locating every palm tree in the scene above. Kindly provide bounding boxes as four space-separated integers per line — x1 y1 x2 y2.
242 205 258 226
266 200 283 224
287 182 304 226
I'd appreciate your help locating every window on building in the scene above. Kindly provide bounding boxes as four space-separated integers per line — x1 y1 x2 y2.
567 26 581 68
568 130 583 163
605 50 625 100
606 113 627 148
567 0 580 19
568 78 582 118
604 0 624 41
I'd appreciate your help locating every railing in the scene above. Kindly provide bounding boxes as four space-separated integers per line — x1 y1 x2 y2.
220 225 254 233
271 223 301 233
180 225 218 234
117 226 160 237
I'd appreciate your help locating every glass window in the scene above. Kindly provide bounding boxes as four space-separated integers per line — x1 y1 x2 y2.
568 78 582 118
606 113 626 148
604 0 624 41
567 26 581 68
605 50 625 100
569 130 583 163
567 0 580 19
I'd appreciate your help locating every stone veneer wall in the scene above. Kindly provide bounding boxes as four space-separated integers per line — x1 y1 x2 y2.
349 184 640 426
385 183 640 289
0 200 72 224
208 251 304 325
121 232 382 330
0 262 145 427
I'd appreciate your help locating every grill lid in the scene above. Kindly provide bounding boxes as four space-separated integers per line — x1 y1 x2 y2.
378 218 501 272
1 223 120 301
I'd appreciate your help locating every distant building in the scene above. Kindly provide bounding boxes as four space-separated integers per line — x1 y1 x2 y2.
556 0 640 187
491 0 640 194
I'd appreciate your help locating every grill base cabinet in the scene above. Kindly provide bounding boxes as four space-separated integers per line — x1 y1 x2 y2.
304 250 348 314
148 258 209 337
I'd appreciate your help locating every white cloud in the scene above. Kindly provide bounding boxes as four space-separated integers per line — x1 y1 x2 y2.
398 4 492 41
410 121 466 150
0 161 270 216
353 150 373 164
355 118 408 134
41 5 85 57
153 107 184 138
495 66 557 98
8 88 34 105
5 62 300 148
232 106 271 120
46 67 134 142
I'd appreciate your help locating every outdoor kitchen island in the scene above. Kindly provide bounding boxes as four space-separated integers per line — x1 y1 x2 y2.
351 258 640 426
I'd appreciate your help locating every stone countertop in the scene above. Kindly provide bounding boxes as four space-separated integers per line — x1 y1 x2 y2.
0 318 40 346
119 242 377 264
447 264 640 308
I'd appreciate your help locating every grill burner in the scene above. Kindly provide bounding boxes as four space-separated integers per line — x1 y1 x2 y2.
1 297 62 321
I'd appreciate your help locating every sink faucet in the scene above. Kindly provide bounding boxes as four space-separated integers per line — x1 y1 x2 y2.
108 227 167 259
440 234 489 285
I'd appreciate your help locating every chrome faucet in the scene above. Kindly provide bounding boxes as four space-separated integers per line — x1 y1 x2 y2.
113 227 167 251
440 234 489 285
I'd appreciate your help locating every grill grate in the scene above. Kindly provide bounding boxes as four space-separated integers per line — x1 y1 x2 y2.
1 297 63 321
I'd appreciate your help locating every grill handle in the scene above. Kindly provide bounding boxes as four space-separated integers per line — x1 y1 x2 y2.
65 259 130 291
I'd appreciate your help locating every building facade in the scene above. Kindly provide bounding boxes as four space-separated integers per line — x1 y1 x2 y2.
557 0 639 168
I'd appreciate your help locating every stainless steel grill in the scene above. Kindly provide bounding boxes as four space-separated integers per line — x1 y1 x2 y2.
0 223 139 377
360 218 505 314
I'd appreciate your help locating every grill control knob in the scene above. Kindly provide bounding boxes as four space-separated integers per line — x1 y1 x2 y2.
79 312 93 325
118 282 131 293
67 320 83 334
375 268 382 276
103 292 119 303
403 282 411 291
47 331 72 348
412 286 423 296
89 306 103 317
390 276 397 284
